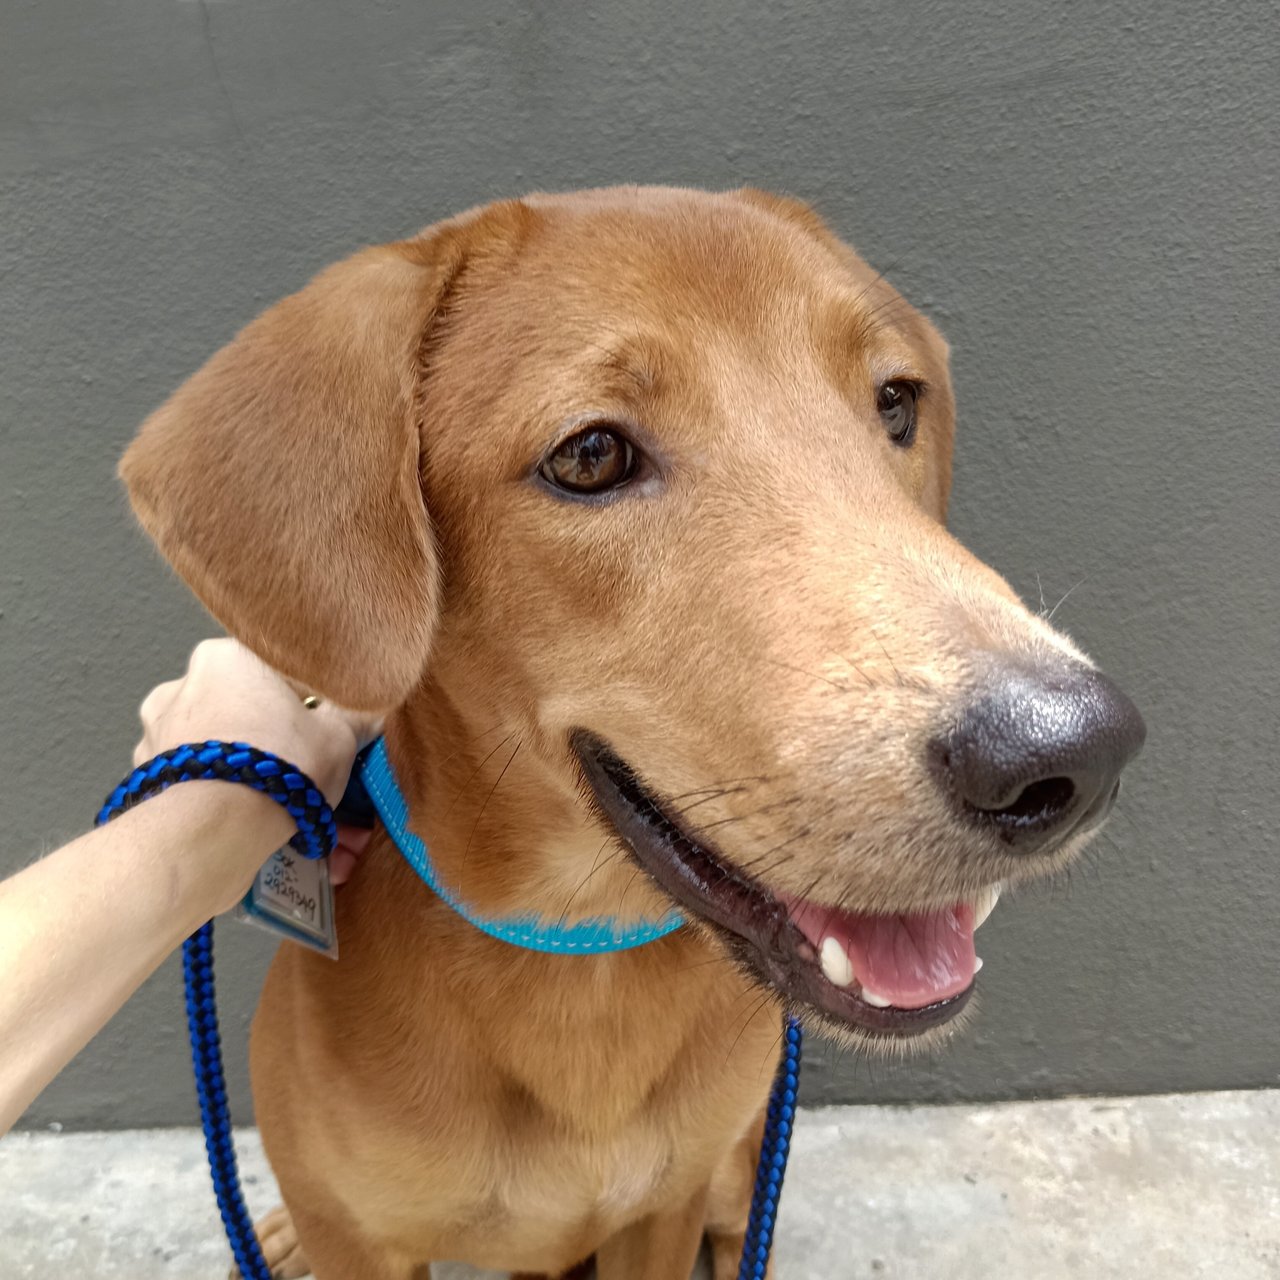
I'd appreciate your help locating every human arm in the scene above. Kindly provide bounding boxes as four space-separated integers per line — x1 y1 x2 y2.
0 639 381 1135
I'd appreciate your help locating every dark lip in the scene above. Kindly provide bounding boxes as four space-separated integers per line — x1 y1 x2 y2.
571 730 973 1038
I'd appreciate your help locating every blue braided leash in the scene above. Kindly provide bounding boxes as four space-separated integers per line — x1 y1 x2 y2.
96 741 335 1280
181 921 272 1280
738 1016 803 1280
96 741 801 1279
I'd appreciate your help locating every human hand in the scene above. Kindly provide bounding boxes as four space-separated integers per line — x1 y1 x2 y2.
134 638 384 886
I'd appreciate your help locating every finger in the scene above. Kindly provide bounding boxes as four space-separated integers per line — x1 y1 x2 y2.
351 714 386 750
138 678 181 726
305 699 385 753
192 637 280 694
336 825 374 856
328 848 358 886
320 702 385 750
329 826 372 887
188 636 235 674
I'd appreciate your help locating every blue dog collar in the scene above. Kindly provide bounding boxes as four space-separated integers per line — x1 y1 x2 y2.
355 738 684 955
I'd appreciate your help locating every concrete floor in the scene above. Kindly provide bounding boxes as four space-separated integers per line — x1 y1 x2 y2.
3 1091 1278 1279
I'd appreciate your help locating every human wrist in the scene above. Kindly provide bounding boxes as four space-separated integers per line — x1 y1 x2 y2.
137 781 296 923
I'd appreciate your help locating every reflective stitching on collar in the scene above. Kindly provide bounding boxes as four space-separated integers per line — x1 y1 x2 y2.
358 738 684 954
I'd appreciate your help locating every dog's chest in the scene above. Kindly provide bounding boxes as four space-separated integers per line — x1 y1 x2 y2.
470 960 776 1221
326 1002 769 1273
495 1115 675 1226
267 873 782 1269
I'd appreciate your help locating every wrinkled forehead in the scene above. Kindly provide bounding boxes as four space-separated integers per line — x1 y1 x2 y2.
513 190 939 362
431 190 951 456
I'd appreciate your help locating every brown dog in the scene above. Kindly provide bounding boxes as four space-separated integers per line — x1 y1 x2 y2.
120 186 1144 1279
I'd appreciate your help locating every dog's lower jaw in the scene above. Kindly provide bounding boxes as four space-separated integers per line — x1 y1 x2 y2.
797 987 980 1058
681 916 970 1059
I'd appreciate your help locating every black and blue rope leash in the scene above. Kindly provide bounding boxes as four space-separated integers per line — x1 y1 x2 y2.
738 1014 802 1280
96 741 801 1279
96 741 335 1280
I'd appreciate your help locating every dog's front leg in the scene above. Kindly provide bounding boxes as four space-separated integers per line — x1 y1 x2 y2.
271 1195 426 1280
594 1185 709 1280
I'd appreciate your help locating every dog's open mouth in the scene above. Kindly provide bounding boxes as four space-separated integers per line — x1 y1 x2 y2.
574 732 998 1039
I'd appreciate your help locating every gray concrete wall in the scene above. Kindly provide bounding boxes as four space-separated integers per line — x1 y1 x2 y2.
1 0 1274 1129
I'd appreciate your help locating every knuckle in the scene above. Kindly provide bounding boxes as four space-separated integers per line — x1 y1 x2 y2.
190 638 230 670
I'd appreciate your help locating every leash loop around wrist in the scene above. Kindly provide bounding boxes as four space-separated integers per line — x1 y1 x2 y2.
96 740 337 859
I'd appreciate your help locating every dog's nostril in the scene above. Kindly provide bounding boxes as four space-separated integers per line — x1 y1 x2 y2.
969 776 1075 832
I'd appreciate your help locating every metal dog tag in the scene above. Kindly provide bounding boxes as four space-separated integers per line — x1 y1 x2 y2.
235 846 338 958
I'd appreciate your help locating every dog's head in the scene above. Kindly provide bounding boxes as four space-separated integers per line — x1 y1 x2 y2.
123 186 1143 1049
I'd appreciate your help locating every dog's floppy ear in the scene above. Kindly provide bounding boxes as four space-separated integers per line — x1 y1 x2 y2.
121 203 531 710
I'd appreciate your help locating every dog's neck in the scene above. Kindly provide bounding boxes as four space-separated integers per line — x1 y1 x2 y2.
382 674 675 932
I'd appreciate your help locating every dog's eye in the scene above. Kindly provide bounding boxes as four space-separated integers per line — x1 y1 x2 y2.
540 427 637 495
877 380 921 446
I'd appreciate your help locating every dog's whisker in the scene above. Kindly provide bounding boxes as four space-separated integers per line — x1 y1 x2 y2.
758 1024 787 1083
664 775 771 803
838 653 877 689
426 718 520 779
672 787 753 817
734 850 798 883
723 988 777 1070
1112 806 1142 835
556 838 625 927
868 625 906 688
856 289 916 330
849 257 908 322
614 861 656 919
739 827 810 869
694 797 803 834
440 731 517 824
762 656 854 694
1045 575 1090 622
458 739 522 894
671 949 736 977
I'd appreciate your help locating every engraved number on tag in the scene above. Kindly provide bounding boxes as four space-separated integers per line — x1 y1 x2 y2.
235 846 338 957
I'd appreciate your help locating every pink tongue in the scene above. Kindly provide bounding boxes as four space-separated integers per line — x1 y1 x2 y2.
788 900 977 1009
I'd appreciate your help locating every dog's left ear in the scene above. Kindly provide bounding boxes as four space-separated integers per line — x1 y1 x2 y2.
121 202 534 710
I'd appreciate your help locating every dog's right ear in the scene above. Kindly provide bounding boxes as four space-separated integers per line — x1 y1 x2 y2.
121 202 534 710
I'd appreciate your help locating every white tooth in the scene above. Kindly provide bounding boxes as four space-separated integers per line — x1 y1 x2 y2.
820 937 854 988
860 988 894 1008
974 956 984 974
973 883 1003 929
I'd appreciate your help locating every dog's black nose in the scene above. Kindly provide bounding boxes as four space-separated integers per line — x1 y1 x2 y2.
935 664 1146 852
